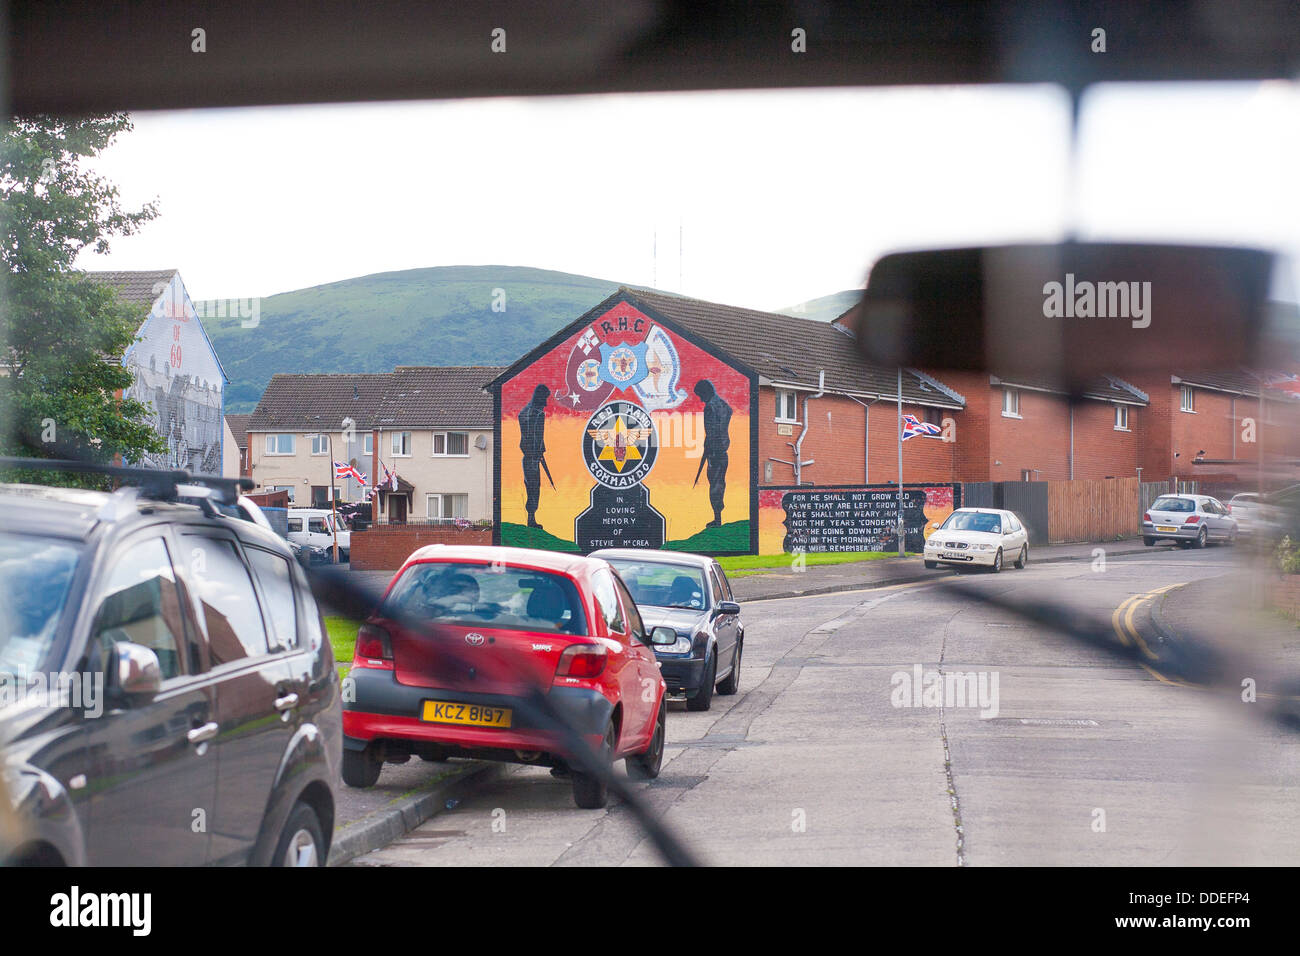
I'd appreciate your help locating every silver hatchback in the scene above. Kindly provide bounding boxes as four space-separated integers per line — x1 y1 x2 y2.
1142 494 1237 548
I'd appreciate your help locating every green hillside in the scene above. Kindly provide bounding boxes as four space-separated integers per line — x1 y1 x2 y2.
776 289 862 323
203 266 626 412
202 266 855 412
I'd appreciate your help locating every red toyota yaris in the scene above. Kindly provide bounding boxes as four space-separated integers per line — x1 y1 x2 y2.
342 546 670 808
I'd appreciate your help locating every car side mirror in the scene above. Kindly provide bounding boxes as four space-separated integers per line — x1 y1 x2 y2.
112 642 163 701
649 626 678 646
715 601 741 616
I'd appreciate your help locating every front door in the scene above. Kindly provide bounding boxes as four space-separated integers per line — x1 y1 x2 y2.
389 495 408 524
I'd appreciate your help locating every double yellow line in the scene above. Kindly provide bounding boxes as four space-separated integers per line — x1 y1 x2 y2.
1111 584 1189 685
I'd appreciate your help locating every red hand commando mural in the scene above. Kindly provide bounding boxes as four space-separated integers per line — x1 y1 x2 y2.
495 295 755 554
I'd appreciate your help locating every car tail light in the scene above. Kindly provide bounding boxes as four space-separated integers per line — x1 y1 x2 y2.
556 643 607 679
354 623 394 670
1185 514 1201 524
1142 512 1151 522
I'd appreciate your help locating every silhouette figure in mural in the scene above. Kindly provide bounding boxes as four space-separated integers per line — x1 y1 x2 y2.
519 383 553 529
693 379 731 528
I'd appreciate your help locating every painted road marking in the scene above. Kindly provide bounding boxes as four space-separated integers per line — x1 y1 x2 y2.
1111 584 1197 686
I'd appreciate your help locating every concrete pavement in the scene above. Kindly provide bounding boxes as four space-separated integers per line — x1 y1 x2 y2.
726 539 1153 602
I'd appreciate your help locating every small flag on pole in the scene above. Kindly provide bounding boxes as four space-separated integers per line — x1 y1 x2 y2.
901 414 942 441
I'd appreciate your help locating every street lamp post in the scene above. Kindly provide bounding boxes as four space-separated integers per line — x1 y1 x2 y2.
897 367 904 558
327 431 339 563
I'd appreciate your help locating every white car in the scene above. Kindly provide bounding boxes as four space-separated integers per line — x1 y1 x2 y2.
1226 492 1279 537
924 507 1030 572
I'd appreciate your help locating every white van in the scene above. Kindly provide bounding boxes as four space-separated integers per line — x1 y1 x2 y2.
286 508 351 560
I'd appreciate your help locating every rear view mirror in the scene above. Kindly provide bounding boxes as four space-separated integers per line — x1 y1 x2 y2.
715 601 741 616
848 243 1285 384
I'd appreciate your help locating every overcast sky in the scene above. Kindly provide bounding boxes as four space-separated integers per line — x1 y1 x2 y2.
77 81 1298 310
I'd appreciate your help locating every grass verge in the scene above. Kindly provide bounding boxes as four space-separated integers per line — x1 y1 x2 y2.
326 615 363 679
718 551 906 577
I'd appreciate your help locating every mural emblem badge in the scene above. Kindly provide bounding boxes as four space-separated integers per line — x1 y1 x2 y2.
577 358 602 391
598 340 650 390
583 401 658 488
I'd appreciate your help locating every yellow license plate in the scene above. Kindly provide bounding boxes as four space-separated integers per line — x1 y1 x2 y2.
1157 525 1178 532
421 700 512 728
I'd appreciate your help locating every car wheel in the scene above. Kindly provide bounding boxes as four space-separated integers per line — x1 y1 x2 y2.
626 700 666 780
572 721 616 809
1143 536 1155 546
990 549 1003 573
924 560 938 569
686 653 717 711
342 745 382 788
1014 545 1028 569
1195 526 1208 549
717 640 742 695
273 802 325 867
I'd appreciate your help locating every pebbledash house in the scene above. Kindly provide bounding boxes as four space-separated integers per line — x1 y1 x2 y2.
88 269 227 476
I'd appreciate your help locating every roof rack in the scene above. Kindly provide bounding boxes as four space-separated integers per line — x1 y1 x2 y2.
0 457 254 505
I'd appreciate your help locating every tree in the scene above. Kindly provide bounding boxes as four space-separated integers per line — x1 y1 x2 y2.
0 113 163 485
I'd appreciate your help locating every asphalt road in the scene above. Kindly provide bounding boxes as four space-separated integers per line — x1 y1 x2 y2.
347 545 1300 866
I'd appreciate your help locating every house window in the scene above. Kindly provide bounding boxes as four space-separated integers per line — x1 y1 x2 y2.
311 486 340 508
1114 405 1129 431
426 493 469 520
1180 385 1195 412
1001 388 1020 418
923 407 943 427
363 433 373 456
391 431 412 456
433 431 470 457
310 434 329 456
269 484 296 503
265 434 295 455
775 389 799 423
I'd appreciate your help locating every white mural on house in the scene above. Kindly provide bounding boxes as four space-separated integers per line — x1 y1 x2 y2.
121 273 226 475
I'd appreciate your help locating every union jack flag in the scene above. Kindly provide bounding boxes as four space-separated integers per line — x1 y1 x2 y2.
381 461 397 491
334 460 367 484
901 413 942 441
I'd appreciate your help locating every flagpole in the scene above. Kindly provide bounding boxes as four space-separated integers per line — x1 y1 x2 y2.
329 434 339 563
897 367 904 558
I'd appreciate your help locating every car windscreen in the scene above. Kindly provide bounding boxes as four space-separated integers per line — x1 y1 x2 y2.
0 532 82 681
1151 497 1195 513
382 562 588 635
939 512 1002 534
607 560 708 611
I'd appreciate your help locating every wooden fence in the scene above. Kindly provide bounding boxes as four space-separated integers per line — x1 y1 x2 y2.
1046 477 1140 543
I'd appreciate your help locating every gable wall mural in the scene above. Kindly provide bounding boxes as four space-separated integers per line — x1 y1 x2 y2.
494 296 757 554
121 273 226 476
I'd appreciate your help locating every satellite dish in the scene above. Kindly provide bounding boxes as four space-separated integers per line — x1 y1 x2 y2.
474 434 489 450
